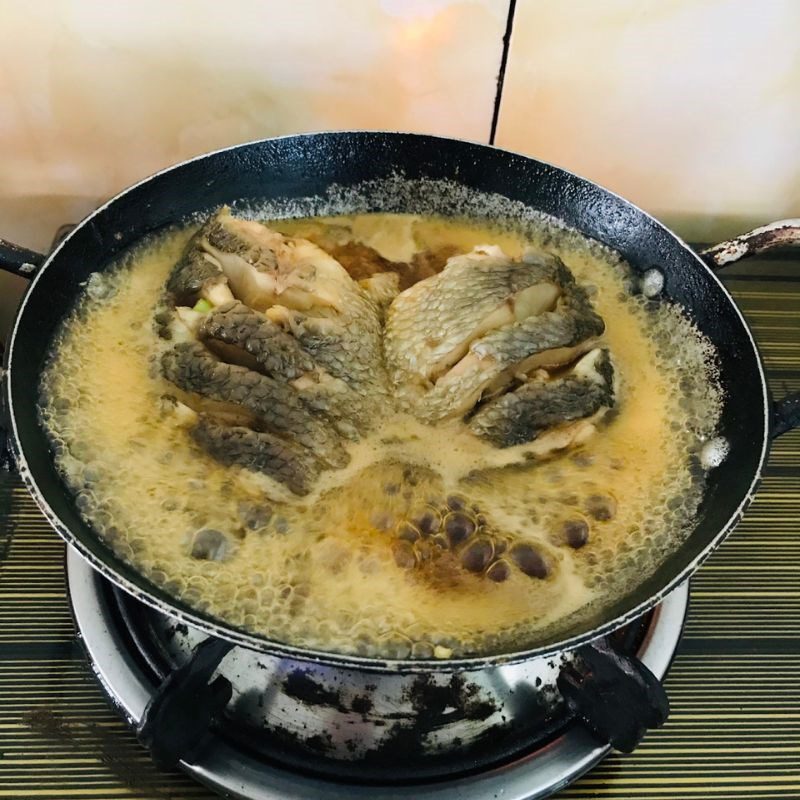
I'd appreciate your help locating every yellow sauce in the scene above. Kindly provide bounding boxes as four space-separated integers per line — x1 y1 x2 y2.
39 213 721 659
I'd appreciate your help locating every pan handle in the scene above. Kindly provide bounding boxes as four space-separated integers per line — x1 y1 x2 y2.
0 239 47 472
699 218 800 270
0 239 46 279
0 240 46 468
700 219 800 440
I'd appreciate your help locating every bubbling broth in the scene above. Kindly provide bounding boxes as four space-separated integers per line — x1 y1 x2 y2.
38 211 722 659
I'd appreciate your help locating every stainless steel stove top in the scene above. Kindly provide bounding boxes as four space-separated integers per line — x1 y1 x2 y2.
68 546 689 800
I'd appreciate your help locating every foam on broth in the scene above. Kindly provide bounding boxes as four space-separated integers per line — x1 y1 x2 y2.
38 212 722 659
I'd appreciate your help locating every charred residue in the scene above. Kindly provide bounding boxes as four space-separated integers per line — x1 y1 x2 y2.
407 674 499 723
283 670 380 719
351 695 374 716
165 622 189 643
356 673 504 765
223 719 336 765
282 669 348 713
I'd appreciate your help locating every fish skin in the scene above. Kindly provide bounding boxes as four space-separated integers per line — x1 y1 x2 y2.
200 301 316 381
198 301 367 437
469 260 605 367
202 210 356 313
472 305 603 366
161 342 348 469
385 247 561 385
191 415 322 496
166 228 227 306
203 215 280 269
469 349 615 447
160 210 394 490
418 310 604 424
385 246 606 425
280 302 386 407
194 209 389 412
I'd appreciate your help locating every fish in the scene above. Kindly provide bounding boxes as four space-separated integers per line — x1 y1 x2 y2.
468 348 615 447
159 209 389 493
159 214 615 495
190 415 323 497
181 210 387 404
198 210 356 312
166 229 235 308
199 300 317 381
384 246 606 430
160 342 348 469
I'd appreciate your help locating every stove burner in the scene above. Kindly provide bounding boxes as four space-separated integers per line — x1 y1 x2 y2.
67 547 689 800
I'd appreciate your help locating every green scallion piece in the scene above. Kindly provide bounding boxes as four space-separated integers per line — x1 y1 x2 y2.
193 298 213 313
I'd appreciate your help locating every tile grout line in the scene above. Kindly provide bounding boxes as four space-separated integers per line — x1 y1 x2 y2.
489 0 517 145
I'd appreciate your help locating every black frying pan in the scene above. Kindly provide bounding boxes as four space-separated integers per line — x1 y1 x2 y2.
1 132 798 672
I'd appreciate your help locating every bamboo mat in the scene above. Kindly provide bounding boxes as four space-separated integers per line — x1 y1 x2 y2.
0 264 798 800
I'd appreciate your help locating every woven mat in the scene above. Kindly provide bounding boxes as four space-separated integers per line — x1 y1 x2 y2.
0 262 798 799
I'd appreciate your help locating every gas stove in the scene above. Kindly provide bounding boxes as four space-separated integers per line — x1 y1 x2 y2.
67 545 688 800
0 247 798 800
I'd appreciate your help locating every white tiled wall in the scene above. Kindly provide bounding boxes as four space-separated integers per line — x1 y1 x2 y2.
495 0 800 241
0 0 507 251
1 0 798 334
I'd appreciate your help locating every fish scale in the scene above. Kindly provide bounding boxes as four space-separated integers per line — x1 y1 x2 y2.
161 342 347 469
191 416 321 496
159 212 394 491
386 248 562 381
474 306 604 364
165 229 227 306
200 301 316 380
385 246 608 430
469 352 615 447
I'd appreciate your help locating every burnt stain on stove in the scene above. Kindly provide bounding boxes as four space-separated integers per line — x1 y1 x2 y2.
350 694 373 716
282 669 350 713
305 732 334 753
406 674 499 723
282 669 380 719
464 698 498 721
393 672 564 760
164 621 189 643
223 713 336 759
283 669 500 727
356 673 508 764
363 713 521 767
277 665 533 768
